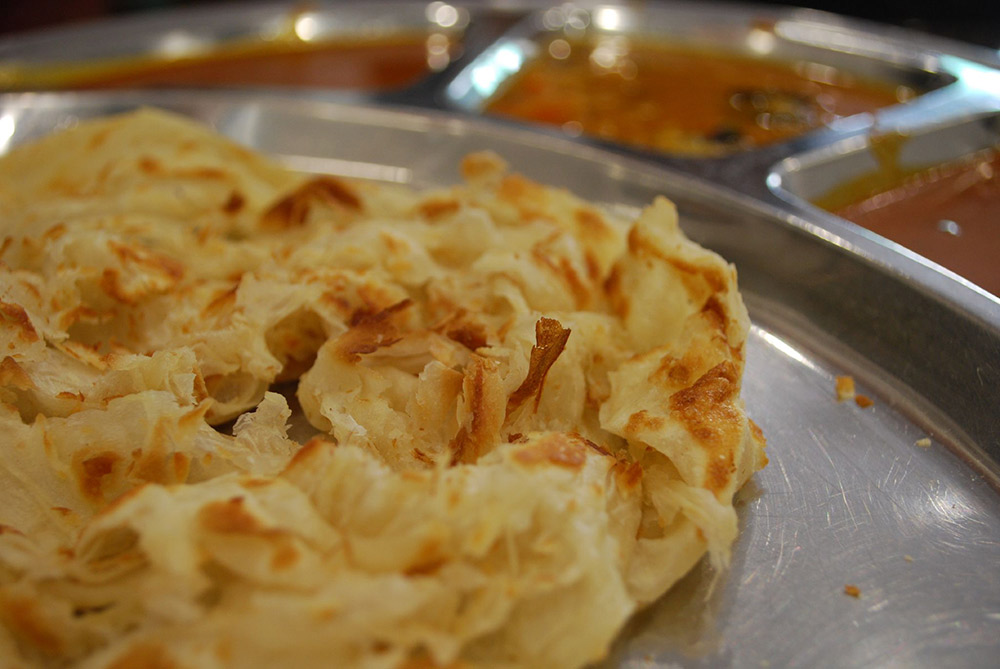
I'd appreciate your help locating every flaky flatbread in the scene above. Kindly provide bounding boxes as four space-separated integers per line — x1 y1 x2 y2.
0 109 765 668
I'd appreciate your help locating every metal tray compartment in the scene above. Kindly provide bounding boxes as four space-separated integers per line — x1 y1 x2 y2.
772 111 1000 204
0 2 469 92
768 111 1000 295
441 1 959 156
1 90 996 667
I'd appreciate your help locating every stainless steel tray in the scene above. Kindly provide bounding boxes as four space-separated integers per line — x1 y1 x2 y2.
0 88 997 668
1 1 999 666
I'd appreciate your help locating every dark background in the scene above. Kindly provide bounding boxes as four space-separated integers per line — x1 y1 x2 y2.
1 1 999 48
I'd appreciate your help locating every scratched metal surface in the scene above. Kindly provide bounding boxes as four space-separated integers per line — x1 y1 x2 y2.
1 90 997 667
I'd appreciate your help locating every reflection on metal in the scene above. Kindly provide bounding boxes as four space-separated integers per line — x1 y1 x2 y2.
0 113 15 153
746 28 776 55
467 43 527 98
293 14 322 42
753 327 822 373
592 6 624 32
937 219 963 236
155 30 211 57
426 2 464 30
941 54 1000 101
275 154 413 184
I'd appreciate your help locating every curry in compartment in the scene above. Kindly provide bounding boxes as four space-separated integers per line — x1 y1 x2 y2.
486 36 912 155
816 134 1000 296
0 33 456 91
0 110 765 668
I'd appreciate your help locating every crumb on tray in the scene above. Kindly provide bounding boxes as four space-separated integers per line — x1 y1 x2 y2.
835 375 855 401
844 584 861 598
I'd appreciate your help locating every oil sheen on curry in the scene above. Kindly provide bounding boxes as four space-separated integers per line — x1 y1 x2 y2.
485 37 912 155
0 33 456 91
816 135 1000 296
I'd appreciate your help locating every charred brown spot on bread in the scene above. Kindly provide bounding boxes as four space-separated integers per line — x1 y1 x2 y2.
449 356 503 465
201 283 240 319
271 544 301 571
577 434 612 458
99 268 130 303
668 259 727 293
460 151 506 182
55 391 84 401
614 460 644 492
222 190 246 214
437 312 489 351
700 296 728 332
513 433 588 470
0 300 39 343
505 317 571 419
0 356 35 390
41 223 67 243
668 362 742 491
74 451 122 502
138 156 162 174
404 538 448 576
240 478 277 489
498 174 544 202
417 198 461 221
412 448 435 466
129 437 176 486
650 354 695 387
109 241 184 281
199 496 269 535
603 266 628 319
531 247 591 308
575 207 612 239
625 409 666 434
335 299 411 363
0 595 63 655
261 176 362 230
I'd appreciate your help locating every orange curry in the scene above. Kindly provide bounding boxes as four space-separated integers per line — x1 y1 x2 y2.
486 37 912 155
0 34 455 91
818 142 1000 296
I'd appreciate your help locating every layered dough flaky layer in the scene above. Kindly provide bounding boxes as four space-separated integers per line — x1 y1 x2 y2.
0 109 765 668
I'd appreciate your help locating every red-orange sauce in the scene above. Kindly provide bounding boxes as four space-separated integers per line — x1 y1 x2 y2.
486 37 911 155
1 35 453 91
828 148 1000 296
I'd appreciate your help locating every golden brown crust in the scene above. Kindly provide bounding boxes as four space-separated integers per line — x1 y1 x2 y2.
260 176 362 230
505 317 571 418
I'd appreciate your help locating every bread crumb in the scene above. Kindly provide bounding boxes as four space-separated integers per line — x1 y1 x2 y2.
844 584 861 598
903 555 913 562
854 394 873 408
834 375 855 401
915 438 931 448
